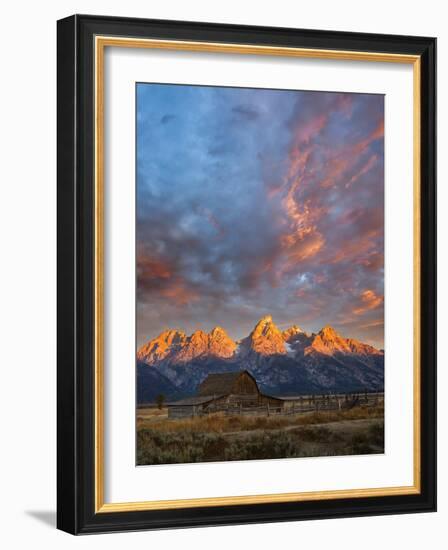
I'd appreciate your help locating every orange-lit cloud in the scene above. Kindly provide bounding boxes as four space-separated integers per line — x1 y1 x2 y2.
345 154 378 188
353 289 383 315
159 282 198 305
137 253 198 306
136 85 384 346
293 114 327 145
271 94 384 287
326 229 381 265
137 256 172 280
360 319 384 329
357 250 384 272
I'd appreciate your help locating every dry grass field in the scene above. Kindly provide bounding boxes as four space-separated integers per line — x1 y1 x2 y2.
136 405 384 465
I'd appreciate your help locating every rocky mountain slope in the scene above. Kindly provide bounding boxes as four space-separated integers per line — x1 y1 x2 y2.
137 316 384 401
137 326 236 365
137 361 182 403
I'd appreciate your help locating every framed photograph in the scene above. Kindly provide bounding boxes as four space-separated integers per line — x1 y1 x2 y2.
57 14 436 534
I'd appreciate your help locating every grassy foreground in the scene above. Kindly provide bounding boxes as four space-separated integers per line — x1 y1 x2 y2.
137 405 384 465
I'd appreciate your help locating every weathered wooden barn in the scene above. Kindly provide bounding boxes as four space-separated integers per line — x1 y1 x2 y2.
167 370 283 418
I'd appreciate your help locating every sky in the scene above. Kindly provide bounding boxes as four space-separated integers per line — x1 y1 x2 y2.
136 83 384 348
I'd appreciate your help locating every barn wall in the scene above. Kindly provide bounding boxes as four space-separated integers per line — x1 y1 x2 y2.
227 394 259 405
168 405 201 418
232 372 259 395
258 394 284 409
206 393 283 411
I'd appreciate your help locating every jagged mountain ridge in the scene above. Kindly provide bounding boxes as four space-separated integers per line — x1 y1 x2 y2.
137 326 236 365
239 315 287 357
137 316 384 400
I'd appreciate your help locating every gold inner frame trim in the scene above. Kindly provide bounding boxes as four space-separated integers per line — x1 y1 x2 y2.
94 35 421 513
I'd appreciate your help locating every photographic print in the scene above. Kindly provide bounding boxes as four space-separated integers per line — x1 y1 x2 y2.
57 17 436 532
135 83 385 466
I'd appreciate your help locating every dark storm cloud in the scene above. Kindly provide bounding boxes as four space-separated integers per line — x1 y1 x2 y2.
136 84 384 347
231 104 260 121
160 113 176 124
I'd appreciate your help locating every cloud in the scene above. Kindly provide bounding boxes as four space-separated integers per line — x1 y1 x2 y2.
160 114 176 124
136 84 384 347
137 252 199 307
158 282 199 306
232 104 260 121
137 255 172 280
352 290 384 315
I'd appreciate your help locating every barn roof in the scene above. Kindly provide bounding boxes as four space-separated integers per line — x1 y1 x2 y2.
260 393 284 402
197 370 258 396
166 395 222 407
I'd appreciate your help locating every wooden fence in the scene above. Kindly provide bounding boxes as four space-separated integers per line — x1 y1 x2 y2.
204 392 384 417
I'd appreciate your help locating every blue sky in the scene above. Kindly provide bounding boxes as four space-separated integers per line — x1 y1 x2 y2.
136 83 384 347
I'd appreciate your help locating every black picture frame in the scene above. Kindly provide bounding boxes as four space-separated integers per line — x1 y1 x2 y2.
57 14 436 535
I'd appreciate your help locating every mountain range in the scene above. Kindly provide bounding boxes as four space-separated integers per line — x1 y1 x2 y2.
137 315 384 403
